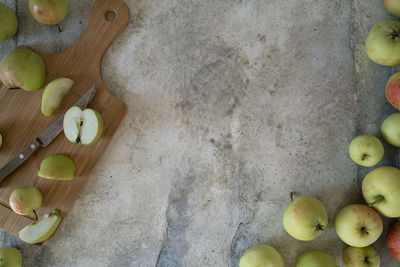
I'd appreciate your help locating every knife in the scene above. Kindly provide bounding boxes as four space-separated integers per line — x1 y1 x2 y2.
0 83 98 184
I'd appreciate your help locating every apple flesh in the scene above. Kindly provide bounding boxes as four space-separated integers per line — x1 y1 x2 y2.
41 77 74 117
19 209 61 244
342 246 380 267
335 204 383 247
365 20 400 66
381 113 400 147
239 244 284 267
29 0 68 25
362 166 400 218
63 106 104 146
387 222 400 260
0 247 22 267
348 135 384 167
0 3 18 42
385 0 400 17
295 251 337 267
0 47 46 91
9 186 42 216
38 155 75 180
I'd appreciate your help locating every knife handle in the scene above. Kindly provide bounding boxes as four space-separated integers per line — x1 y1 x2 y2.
0 139 42 184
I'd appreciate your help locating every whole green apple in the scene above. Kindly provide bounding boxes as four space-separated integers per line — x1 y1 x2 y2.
335 204 382 247
0 47 46 91
239 244 284 267
387 222 400 260
0 247 22 267
295 251 338 267
342 246 380 267
362 166 400 217
0 3 18 42
9 186 42 216
365 20 400 66
385 0 400 17
386 72 400 110
381 113 400 146
283 196 328 241
29 0 68 25
348 135 384 167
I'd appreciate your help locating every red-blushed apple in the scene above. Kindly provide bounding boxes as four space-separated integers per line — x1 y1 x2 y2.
342 246 380 267
9 186 42 216
386 72 400 110
29 0 68 25
385 0 400 17
387 222 400 260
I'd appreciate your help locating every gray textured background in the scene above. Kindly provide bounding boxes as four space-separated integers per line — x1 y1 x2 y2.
0 0 399 266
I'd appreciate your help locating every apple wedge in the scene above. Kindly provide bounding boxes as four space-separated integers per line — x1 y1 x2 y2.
63 106 104 146
41 77 74 117
38 155 75 180
19 209 61 244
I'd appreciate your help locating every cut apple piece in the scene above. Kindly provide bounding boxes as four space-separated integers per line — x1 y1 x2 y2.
38 155 75 180
41 77 74 117
19 209 61 244
63 106 104 146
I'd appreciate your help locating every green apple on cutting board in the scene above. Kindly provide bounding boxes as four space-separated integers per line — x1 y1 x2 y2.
342 246 380 267
38 155 75 180
9 186 42 216
0 3 18 42
19 210 61 244
0 47 46 91
29 0 68 25
295 251 338 267
41 77 74 117
0 247 22 267
239 244 284 267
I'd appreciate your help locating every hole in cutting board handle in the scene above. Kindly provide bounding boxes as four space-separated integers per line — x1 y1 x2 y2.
105 10 116 21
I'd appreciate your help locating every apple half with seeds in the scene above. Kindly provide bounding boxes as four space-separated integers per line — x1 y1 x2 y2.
41 77 74 117
63 106 104 146
38 154 75 180
19 209 61 244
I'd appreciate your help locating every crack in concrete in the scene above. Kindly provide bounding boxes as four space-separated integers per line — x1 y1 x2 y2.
155 199 171 267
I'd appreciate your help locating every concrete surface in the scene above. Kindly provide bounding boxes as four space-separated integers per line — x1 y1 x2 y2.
0 0 399 266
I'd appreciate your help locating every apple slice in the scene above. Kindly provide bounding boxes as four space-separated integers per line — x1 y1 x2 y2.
38 155 75 180
0 247 22 267
19 209 61 244
41 77 74 117
63 106 104 146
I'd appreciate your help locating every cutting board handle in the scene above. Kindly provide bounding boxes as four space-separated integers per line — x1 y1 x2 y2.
70 0 130 65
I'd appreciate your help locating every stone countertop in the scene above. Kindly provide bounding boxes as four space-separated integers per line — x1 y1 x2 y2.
0 0 399 266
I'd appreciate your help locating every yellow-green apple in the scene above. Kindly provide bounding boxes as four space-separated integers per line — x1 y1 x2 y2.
387 222 400 260
0 247 22 267
365 21 400 66
9 186 42 216
342 246 380 267
283 196 328 241
385 0 400 17
41 77 73 117
295 251 338 267
239 244 284 267
0 3 18 42
19 209 61 244
0 47 46 91
38 154 75 180
362 166 400 217
381 113 400 146
29 0 68 25
63 106 104 146
334 204 383 247
386 72 400 110
348 135 384 167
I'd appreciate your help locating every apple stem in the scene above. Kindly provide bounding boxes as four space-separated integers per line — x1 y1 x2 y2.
290 192 294 202
316 224 325 231
33 209 38 221
361 154 367 161
57 24 62 32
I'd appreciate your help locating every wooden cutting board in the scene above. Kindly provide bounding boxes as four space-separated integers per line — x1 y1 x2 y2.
0 0 129 245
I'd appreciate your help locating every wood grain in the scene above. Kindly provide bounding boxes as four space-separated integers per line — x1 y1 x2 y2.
0 0 129 245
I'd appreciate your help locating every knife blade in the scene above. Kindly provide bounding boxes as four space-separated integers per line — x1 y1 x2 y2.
0 83 98 184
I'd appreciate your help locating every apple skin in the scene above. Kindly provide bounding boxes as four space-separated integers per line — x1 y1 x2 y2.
385 0 400 17
0 47 46 91
342 246 380 267
295 251 338 267
362 166 400 217
386 72 400 110
387 222 400 260
9 186 42 216
283 196 328 241
334 204 383 247
38 155 75 180
381 113 400 147
239 244 284 267
29 0 68 25
0 247 22 267
19 209 61 244
348 135 384 167
0 3 18 42
365 20 400 66
41 77 74 117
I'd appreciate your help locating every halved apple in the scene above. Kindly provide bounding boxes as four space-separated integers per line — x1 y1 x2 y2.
38 155 75 180
63 106 104 146
19 209 61 244
41 77 74 117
